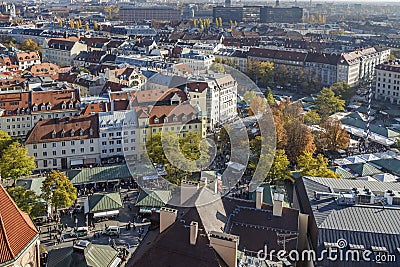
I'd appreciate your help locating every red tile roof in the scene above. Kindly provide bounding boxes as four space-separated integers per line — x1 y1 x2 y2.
0 184 38 265
25 114 99 144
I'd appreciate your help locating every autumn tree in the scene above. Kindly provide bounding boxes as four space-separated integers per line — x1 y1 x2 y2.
297 152 337 178
315 87 345 119
41 170 77 212
265 87 275 105
0 142 36 186
317 118 350 152
304 110 321 125
249 95 267 115
93 21 99 31
266 149 292 184
20 39 41 52
7 186 45 218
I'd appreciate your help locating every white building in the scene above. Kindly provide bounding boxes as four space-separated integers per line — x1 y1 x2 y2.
179 50 215 71
99 109 138 160
187 73 237 131
25 115 101 170
42 38 88 67
375 61 400 104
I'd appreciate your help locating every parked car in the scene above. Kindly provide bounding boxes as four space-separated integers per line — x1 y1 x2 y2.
71 227 88 237
103 226 120 236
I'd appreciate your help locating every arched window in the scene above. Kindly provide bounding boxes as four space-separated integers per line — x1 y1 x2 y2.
164 117 168 123
182 115 187 121
173 116 178 122
154 117 159 124
71 130 75 137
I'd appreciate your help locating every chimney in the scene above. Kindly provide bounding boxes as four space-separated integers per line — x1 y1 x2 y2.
273 193 284 217
209 231 239 267
160 207 178 233
189 221 198 245
256 187 264 209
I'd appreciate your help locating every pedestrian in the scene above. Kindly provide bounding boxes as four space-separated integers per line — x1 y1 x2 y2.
61 235 65 242
108 237 111 245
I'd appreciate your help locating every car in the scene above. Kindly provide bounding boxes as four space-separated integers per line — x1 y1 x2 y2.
103 226 120 236
71 227 88 237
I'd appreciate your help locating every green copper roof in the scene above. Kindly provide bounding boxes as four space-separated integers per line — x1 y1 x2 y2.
67 164 132 185
135 189 171 207
88 193 122 213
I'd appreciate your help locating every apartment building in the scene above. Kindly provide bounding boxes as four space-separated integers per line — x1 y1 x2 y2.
187 73 238 132
179 50 215 71
42 37 88 67
375 61 400 104
247 47 307 70
0 88 81 139
99 110 138 160
25 115 101 170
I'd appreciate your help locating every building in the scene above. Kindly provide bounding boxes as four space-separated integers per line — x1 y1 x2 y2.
84 192 123 222
98 110 138 161
119 7 181 23
260 6 303 23
375 60 400 104
247 48 307 70
179 50 215 71
42 38 88 67
0 184 40 267
0 88 81 139
25 115 101 170
187 73 238 131
305 52 341 86
15 52 41 71
213 6 245 24
294 176 400 267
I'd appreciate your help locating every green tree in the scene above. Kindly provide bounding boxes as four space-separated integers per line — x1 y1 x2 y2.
0 130 12 155
41 170 77 212
266 149 292 184
297 152 337 178
329 80 355 101
265 87 275 105
259 61 274 85
0 142 36 185
210 63 225 73
304 110 321 124
315 87 345 119
20 39 41 52
7 186 45 218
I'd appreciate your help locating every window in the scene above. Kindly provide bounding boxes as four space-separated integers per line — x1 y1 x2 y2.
80 140 84 145
43 144 47 148
154 117 159 124
117 132 122 137
109 141 114 145
117 148 122 152
52 143 56 148
43 152 47 156
71 141 75 145
90 139 94 144
90 147 94 152
62 150 66 155
80 148 85 153
109 133 114 137
43 160 48 168
102 133 107 137
33 144 37 149
71 130 75 137
117 140 122 144
53 159 57 166
33 153 37 157
62 141 65 146
71 149 75 154
109 149 114 153
102 141 107 145
52 151 56 156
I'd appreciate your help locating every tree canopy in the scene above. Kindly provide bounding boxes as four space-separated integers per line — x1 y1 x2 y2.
41 170 77 212
315 87 345 118
317 118 350 152
0 142 36 185
7 186 45 219
266 149 292 184
0 130 12 155
297 152 337 178
20 39 41 52
329 80 355 101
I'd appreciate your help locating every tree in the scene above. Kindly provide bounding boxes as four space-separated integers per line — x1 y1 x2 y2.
265 87 275 105
259 61 274 85
315 87 345 119
93 21 99 31
85 23 89 31
58 20 63 27
20 39 41 52
0 130 12 155
304 110 321 124
297 152 338 178
243 91 256 104
317 118 350 152
329 80 355 101
7 186 45 218
210 63 225 73
249 95 267 115
41 170 77 212
266 149 292 184
0 142 36 185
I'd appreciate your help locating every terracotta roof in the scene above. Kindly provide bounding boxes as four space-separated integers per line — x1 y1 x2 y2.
186 81 208 93
148 104 199 125
134 88 187 106
25 114 99 144
83 103 107 115
0 184 38 265
28 63 60 79
16 52 39 63
376 61 400 73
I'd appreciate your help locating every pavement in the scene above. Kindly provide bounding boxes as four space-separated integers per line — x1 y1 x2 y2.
38 189 150 266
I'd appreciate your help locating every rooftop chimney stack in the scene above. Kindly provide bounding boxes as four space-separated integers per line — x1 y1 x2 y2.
256 187 264 209
160 207 178 233
273 193 284 217
189 221 198 245
209 232 239 267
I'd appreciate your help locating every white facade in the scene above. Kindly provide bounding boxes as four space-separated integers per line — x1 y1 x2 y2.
99 110 138 159
179 50 215 71
375 61 400 104
42 39 88 67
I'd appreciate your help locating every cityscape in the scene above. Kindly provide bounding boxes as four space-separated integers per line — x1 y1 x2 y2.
0 0 400 267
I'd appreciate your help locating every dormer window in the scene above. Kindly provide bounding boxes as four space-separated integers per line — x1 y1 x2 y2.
182 115 187 122
68 102 73 109
192 115 197 120
71 130 75 137
61 130 65 137
154 117 159 124
61 103 66 109
173 116 178 122
80 129 84 136
164 117 168 123
41 105 46 111
52 131 56 138
89 128 94 136
75 102 80 109
47 104 51 110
